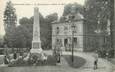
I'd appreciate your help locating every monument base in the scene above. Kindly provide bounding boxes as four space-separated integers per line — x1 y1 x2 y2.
32 41 41 49
30 48 47 61
30 48 43 59
31 41 43 53
30 41 44 59
30 48 43 54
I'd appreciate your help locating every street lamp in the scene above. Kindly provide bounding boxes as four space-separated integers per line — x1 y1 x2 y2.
71 23 76 63
66 4 76 64
67 14 75 63
70 4 76 63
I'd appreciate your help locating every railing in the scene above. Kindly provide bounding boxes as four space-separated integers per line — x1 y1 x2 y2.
0 48 30 55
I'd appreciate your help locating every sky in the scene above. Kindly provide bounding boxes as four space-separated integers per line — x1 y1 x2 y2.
0 0 85 36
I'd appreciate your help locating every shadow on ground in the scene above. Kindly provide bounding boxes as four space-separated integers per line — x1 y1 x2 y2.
64 55 86 68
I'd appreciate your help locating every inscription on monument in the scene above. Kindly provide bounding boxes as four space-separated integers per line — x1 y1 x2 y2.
32 42 40 49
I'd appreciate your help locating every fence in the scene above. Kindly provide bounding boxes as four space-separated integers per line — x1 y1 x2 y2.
0 48 30 55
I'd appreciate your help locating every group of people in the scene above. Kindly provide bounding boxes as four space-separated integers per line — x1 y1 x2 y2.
3 52 17 65
3 51 48 66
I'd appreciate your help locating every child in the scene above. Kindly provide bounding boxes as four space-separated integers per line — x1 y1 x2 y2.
94 51 98 70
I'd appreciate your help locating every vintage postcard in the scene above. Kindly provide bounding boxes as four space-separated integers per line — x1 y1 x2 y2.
0 0 114 72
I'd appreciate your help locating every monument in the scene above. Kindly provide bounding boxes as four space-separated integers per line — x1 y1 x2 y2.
23 7 47 62
30 7 43 54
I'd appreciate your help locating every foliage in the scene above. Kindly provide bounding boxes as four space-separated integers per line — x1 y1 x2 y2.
0 36 4 47
43 13 58 49
14 25 32 48
60 3 84 22
45 13 58 23
84 0 112 51
98 49 114 58
3 1 17 47
10 12 58 49
63 3 84 16
4 1 17 27
27 13 58 49
19 17 31 25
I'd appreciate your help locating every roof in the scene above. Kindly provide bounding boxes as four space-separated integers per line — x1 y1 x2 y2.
52 12 84 24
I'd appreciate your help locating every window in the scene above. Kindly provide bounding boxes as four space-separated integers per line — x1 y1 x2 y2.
64 26 68 34
55 39 62 47
73 25 77 33
56 27 60 34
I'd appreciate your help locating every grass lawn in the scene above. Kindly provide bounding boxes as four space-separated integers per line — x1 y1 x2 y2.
64 55 86 68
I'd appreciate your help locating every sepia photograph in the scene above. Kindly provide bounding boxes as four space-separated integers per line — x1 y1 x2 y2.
0 0 115 72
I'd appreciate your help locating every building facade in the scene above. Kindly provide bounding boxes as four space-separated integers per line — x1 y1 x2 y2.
52 13 84 51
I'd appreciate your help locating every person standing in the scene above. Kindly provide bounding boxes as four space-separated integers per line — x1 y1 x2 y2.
3 55 9 64
93 51 98 70
106 52 109 59
57 47 61 63
13 52 17 59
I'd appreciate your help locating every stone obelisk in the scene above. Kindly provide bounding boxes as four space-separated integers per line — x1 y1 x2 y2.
30 7 43 54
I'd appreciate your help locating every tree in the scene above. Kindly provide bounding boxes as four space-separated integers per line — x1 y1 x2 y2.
15 17 33 48
43 13 58 49
13 25 30 48
12 11 58 49
109 0 114 57
60 3 84 22
19 17 31 25
45 13 58 23
0 36 4 47
3 1 17 47
63 3 83 15
17 13 48 49
3 1 58 49
84 0 112 51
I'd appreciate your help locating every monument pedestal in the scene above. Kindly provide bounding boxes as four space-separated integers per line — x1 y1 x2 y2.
30 41 43 60
30 41 43 54
30 48 43 54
